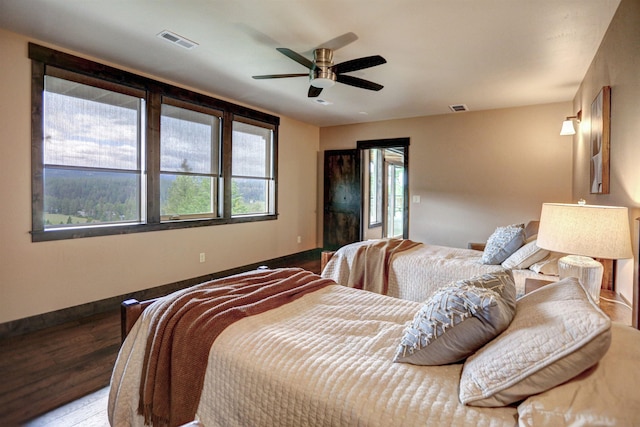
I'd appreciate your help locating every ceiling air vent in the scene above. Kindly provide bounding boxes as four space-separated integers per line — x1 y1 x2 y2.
157 30 198 50
449 104 469 113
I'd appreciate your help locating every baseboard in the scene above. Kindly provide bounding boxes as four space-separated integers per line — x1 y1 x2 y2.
0 248 322 339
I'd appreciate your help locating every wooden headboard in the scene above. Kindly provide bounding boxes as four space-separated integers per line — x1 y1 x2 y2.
120 298 157 343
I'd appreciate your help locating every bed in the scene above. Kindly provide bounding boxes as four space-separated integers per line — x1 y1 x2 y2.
321 221 561 302
109 267 640 427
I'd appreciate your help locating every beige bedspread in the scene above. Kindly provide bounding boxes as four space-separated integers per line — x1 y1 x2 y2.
110 283 519 427
110 274 640 426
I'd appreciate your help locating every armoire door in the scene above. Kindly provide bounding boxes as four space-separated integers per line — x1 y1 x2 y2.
323 149 361 250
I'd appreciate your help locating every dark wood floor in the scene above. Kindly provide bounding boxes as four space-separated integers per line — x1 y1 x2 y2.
0 309 120 426
0 257 321 426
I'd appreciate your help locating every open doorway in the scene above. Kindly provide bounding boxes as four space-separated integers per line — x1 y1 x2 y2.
359 138 409 240
385 151 405 238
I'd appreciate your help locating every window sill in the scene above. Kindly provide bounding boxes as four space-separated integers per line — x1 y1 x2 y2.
31 214 278 242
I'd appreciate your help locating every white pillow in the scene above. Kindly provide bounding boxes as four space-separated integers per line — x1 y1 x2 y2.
517 323 640 426
501 240 549 269
394 271 516 366
459 277 611 407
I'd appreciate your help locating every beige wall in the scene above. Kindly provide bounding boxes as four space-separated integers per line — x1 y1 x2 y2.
0 29 320 323
318 103 574 249
569 0 640 303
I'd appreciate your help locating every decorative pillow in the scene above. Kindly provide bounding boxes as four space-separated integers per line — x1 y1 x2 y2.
481 224 525 265
517 322 640 426
459 277 611 407
393 271 516 366
501 240 549 269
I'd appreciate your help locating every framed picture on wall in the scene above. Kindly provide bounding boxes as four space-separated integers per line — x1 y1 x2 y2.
590 86 611 194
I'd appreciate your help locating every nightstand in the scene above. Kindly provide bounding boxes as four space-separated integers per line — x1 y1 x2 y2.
523 278 631 324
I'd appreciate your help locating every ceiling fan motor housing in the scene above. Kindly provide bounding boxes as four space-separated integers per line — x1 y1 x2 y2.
310 48 336 88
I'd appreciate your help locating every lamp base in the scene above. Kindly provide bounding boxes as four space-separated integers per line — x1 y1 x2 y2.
558 255 604 303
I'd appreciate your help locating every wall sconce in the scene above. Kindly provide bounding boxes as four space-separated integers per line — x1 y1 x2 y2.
560 110 582 136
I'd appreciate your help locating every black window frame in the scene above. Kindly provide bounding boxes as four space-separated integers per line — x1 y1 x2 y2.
29 43 279 242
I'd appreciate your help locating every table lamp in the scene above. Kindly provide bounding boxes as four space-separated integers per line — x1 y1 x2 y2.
536 202 633 303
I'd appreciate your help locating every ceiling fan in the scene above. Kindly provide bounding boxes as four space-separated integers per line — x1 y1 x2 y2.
253 47 387 98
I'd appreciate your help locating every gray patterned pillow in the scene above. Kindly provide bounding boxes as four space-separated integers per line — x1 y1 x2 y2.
481 224 526 265
393 271 516 366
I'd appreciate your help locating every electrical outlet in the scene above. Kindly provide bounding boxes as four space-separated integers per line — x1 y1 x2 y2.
297 236 301 244
199 253 205 263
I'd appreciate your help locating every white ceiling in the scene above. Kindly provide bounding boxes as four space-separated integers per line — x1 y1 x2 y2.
0 0 621 127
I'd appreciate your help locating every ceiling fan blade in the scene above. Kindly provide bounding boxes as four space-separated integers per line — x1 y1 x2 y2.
308 86 323 97
333 55 386 74
276 48 314 69
316 32 358 51
252 73 308 79
336 74 383 91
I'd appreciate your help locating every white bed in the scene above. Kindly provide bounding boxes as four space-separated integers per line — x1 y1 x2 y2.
321 222 560 302
109 268 640 427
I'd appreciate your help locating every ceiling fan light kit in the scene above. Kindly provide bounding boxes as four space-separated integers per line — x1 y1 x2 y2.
310 49 336 88
310 77 336 89
253 42 386 97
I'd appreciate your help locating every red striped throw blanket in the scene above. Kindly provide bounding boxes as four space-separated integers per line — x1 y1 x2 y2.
138 268 334 427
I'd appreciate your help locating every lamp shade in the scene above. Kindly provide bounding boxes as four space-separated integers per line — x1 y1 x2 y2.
560 119 576 135
537 203 633 259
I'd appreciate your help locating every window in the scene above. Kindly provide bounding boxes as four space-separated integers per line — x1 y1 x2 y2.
231 119 276 216
368 148 383 227
42 70 145 229
160 101 221 221
30 43 278 241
